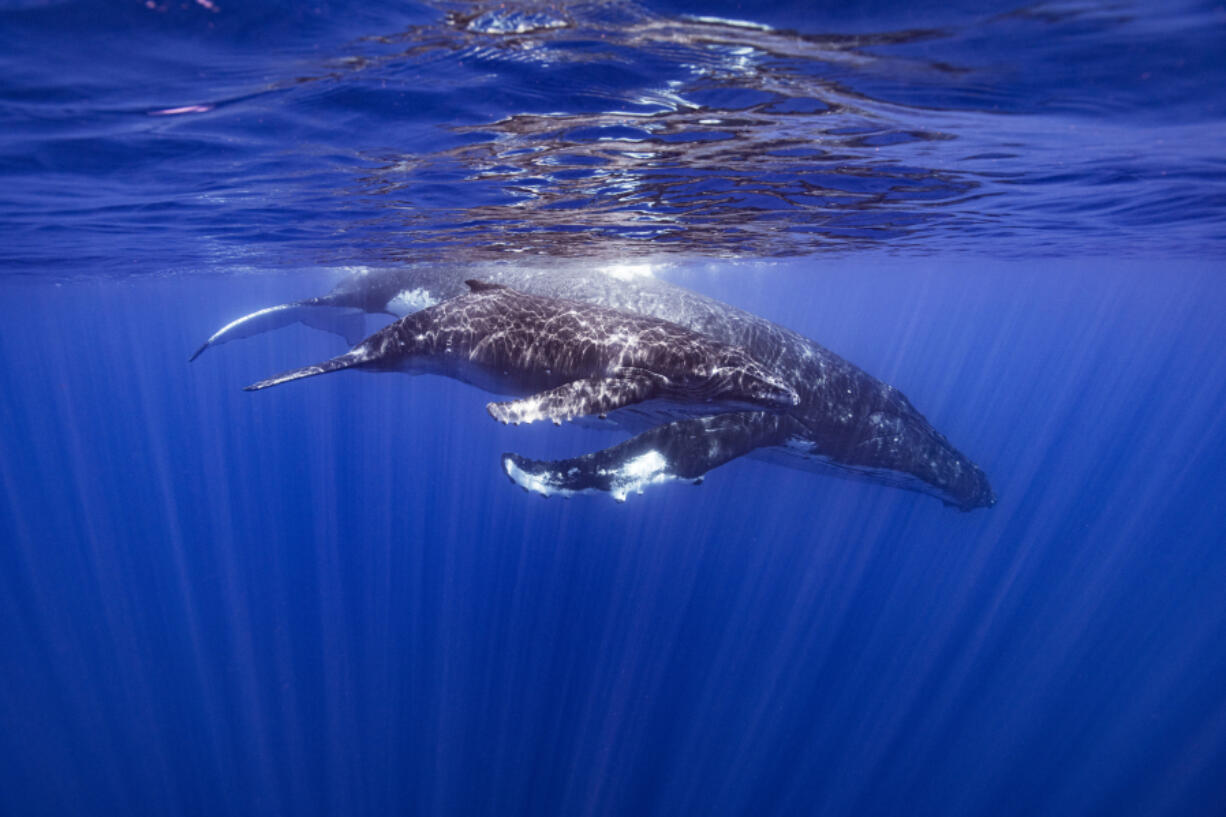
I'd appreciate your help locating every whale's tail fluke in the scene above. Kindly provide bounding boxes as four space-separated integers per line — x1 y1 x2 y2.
244 350 369 391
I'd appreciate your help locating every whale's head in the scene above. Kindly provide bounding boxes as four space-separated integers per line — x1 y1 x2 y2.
918 445 996 511
787 382 995 512
844 392 996 511
883 395 996 511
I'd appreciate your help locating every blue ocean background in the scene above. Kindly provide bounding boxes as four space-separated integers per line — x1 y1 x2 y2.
2 1 1226 815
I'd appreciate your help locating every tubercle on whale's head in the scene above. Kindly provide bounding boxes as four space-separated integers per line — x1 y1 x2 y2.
969 466 998 509
918 439 997 512
942 464 997 511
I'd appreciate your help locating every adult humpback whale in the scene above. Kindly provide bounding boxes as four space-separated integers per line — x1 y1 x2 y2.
200 265 995 510
247 281 800 423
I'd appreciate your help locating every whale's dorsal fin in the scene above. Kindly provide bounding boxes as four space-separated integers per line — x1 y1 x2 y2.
465 279 506 293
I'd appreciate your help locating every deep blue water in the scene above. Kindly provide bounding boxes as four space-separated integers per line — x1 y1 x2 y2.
3 1 1226 816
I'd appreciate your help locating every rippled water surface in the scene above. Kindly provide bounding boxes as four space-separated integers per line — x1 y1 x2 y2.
3 0 1224 269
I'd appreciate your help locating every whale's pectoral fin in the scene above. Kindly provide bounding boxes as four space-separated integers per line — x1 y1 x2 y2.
244 349 370 392
191 300 370 361
192 302 307 361
486 373 659 426
502 411 800 501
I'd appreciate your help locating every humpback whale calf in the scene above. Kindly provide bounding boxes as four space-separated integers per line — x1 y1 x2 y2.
246 282 801 432
203 265 994 510
189 268 437 361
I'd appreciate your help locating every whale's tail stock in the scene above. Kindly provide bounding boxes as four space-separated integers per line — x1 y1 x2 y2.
244 350 370 391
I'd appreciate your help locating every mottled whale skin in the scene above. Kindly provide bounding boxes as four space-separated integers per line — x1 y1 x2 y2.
246 281 801 429
202 265 994 510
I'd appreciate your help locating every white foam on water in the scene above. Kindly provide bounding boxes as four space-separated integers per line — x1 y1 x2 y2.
387 287 439 316
602 263 655 282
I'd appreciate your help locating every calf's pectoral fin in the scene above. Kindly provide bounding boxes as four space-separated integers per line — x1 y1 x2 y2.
501 411 799 501
190 299 368 362
486 374 659 426
191 301 308 361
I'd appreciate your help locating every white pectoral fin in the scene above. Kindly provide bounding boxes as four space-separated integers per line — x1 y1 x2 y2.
191 302 372 361
486 374 659 425
244 350 368 392
501 411 796 501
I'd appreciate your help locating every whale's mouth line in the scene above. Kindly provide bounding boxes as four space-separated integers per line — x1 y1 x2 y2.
758 438 995 512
